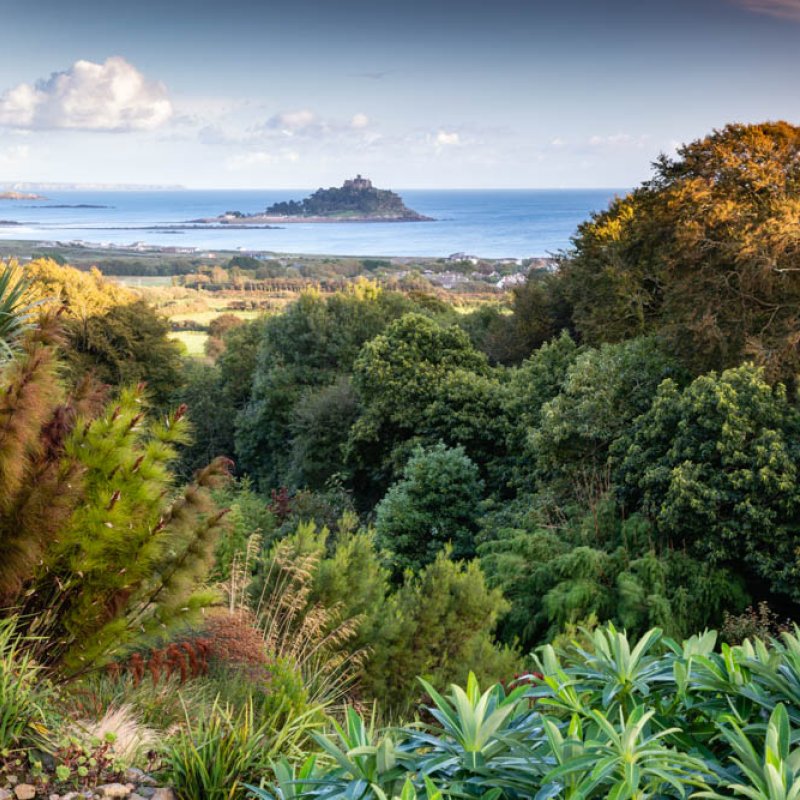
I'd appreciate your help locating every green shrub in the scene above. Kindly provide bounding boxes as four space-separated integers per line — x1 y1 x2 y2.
257 624 800 799
0 618 52 750
162 698 322 800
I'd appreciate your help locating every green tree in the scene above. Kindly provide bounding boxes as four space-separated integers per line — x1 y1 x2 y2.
65 300 184 408
347 313 489 500
363 551 519 713
615 363 800 601
529 337 682 505
235 287 417 489
375 443 484 575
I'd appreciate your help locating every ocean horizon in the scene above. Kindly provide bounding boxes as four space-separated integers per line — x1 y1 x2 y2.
0 188 626 260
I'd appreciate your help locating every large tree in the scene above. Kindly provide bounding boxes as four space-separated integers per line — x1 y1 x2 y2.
560 122 800 385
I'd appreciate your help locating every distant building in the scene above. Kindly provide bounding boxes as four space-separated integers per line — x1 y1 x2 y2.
497 273 528 289
343 174 373 191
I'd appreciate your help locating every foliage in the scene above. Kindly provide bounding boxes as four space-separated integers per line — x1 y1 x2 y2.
262 625 800 799
0 325 231 671
615 363 800 601
530 336 683 504
0 618 52 751
22 258 135 318
375 443 485 575
235 286 418 490
559 121 800 385
162 698 322 800
363 551 520 713
348 312 490 501
0 262 41 363
478 500 748 650
65 300 184 408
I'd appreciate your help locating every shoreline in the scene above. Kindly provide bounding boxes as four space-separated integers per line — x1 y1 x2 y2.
192 213 434 225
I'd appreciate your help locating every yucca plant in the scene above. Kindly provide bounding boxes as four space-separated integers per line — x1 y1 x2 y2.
0 262 41 362
246 755 320 800
416 672 529 769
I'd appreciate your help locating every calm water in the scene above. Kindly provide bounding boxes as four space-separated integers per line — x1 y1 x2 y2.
0 189 625 259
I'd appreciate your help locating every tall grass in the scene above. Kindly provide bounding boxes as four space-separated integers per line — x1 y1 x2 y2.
0 617 52 750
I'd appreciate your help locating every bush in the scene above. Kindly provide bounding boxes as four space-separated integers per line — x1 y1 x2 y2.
0 618 52 751
162 698 322 800
254 624 800 800
375 443 484 574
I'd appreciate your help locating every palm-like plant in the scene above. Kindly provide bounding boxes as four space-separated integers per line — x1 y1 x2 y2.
696 704 800 800
0 262 41 362
417 672 529 769
542 706 711 799
306 706 405 800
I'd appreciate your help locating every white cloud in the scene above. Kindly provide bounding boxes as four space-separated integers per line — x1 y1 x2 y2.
588 133 649 149
266 109 317 134
0 57 172 132
351 113 370 129
0 144 30 168
436 130 460 146
225 149 299 170
729 0 800 19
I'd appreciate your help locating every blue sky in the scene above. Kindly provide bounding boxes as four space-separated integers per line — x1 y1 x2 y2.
0 0 798 188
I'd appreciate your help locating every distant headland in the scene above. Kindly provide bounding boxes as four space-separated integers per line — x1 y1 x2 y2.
0 191 46 201
198 176 433 224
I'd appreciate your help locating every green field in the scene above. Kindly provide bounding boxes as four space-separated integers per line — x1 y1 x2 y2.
169 309 263 325
169 330 208 356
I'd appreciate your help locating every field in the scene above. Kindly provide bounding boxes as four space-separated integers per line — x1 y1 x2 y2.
169 329 209 356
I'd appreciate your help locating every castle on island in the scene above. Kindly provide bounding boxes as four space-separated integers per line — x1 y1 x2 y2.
343 174 373 190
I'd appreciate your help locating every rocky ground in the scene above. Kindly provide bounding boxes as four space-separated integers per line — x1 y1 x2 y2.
0 769 174 800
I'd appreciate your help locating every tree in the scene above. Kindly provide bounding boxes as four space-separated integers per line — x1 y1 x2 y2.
529 337 683 505
65 300 184 408
347 313 489 500
287 377 360 491
363 551 519 713
614 363 800 602
235 287 418 489
23 258 135 318
478 500 747 649
560 122 800 385
374 443 484 575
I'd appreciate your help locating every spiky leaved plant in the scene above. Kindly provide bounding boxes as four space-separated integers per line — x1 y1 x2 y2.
0 319 231 674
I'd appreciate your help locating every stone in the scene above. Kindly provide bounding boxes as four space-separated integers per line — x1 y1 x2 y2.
151 791 175 800
99 785 132 798
0 788 12 800
13 786 36 800
134 790 155 799
123 770 156 787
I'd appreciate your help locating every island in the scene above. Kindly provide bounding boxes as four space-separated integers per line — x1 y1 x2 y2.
197 176 432 224
0 191 46 201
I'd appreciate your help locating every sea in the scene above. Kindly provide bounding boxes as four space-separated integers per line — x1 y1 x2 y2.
0 188 626 260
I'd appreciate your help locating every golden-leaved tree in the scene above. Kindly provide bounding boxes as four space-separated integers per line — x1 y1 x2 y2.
560 121 800 385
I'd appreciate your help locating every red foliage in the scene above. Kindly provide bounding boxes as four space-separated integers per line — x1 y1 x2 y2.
268 486 292 522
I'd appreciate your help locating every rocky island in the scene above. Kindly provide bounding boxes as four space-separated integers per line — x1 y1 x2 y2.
199 176 432 224
0 191 46 201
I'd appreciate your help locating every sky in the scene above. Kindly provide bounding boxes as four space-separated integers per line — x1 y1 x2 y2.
0 0 798 189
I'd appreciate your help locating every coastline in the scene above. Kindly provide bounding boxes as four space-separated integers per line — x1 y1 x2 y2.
192 213 434 224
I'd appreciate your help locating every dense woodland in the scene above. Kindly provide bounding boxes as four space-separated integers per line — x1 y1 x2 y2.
1 121 800 799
